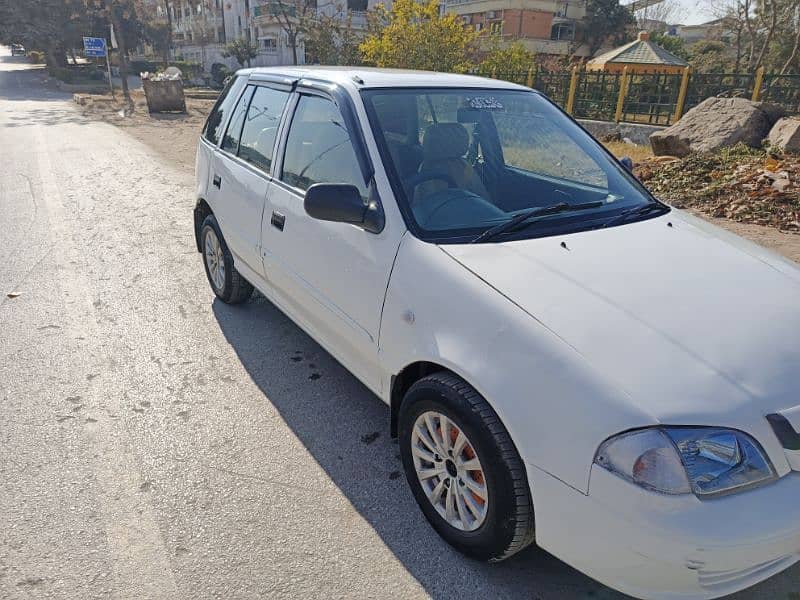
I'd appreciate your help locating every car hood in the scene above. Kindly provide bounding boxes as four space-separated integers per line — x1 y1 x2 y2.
441 211 800 429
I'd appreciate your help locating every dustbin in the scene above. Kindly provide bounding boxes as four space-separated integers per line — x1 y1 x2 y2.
142 79 187 114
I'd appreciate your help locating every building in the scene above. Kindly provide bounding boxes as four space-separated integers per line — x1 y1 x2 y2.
673 18 733 45
166 0 303 72
586 30 688 73
442 0 591 57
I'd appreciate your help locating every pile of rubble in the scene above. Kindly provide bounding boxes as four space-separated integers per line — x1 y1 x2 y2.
635 144 800 231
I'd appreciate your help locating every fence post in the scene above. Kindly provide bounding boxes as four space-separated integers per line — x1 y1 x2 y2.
614 66 629 123
751 66 765 102
492 67 497 79
526 66 534 88
566 65 579 115
673 66 692 121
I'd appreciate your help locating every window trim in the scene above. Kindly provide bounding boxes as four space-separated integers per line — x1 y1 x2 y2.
274 82 375 197
202 74 245 146
234 84 293 175
216 78 295 178
220 84 255 157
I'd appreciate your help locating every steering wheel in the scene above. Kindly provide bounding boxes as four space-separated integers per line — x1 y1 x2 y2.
404 170 459 194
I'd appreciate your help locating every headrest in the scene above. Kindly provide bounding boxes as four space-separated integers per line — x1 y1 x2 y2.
423 122 469 161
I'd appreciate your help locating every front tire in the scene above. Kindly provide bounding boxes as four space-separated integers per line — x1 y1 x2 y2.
399 372 536 562
200 214 253 304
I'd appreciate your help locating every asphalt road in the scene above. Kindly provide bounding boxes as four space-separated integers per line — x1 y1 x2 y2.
0 49 796 600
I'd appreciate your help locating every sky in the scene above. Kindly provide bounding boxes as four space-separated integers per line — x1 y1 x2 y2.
623 0 719 26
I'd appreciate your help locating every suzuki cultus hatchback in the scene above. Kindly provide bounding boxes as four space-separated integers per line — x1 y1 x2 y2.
194 67 800 600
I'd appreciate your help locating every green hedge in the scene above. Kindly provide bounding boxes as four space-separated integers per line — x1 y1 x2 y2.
49 65 105 83
28 50 45 63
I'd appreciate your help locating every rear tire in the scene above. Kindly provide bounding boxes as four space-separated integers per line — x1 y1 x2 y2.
200 214 253 304
398 372 536 562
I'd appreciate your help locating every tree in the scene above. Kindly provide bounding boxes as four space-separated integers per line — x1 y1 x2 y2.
360 0 479 72
687 39 737 72
0 0 91 68
583 0 636 56
705 0 800 72
478 40 535 76
633 0 679 31
270 0 316 66
304 7 361 65
222 37 259 67
651 32 690 61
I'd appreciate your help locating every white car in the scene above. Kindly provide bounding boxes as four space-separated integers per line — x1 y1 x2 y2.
194 67 800 599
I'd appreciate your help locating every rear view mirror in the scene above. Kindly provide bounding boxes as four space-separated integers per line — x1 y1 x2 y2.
620 156 634 172
304 183 384 234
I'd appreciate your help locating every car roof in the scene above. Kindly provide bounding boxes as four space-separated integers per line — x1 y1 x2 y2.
235 66 531 91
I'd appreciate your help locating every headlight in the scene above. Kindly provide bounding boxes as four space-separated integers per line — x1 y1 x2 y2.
594 427 777 498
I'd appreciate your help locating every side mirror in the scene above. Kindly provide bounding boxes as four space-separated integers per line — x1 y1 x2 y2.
304 183 384 234
620 156 634 172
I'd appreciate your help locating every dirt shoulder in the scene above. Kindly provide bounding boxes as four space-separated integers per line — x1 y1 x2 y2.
78 93 800 263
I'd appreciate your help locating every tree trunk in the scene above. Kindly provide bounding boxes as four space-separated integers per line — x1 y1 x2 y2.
110 9 133 111
48 43 69 69
290 32 298 65
163 0 173 67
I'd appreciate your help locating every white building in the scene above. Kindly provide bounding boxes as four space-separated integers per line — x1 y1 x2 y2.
168 0 303 72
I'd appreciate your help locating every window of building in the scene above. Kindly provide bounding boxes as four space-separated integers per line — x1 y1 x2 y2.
237 86 290 172
262 38 277 52
489 21 503 35
281 95 368 198
550 22 575 41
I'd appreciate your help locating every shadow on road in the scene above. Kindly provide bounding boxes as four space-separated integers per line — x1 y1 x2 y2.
213 292 622 600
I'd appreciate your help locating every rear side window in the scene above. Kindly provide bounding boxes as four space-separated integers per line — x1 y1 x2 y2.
221 86 254 154
238 86 290 173
203 76 240 145
280 95 368 199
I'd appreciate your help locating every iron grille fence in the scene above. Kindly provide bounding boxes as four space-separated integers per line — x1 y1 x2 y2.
475 67 800 127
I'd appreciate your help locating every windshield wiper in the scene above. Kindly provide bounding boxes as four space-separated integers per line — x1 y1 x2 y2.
471 201 604 244
600 201 667 228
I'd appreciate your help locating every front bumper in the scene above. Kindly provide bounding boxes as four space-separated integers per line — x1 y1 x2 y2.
529 464 800 599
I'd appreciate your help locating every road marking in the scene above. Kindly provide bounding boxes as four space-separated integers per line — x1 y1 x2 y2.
33 123 179 599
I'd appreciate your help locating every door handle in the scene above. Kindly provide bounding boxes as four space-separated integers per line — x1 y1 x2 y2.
271 211 285 231
212 174 222 189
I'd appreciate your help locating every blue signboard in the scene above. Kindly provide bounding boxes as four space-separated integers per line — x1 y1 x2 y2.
83 37 107 57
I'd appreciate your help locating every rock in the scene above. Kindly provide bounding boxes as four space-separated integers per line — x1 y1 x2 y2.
650 97 772 156
767 118 800 153
773 178 791 192
754 102 786 127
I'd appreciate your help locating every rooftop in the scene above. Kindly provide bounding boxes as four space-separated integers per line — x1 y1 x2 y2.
587 31 689 68
235 66 530 90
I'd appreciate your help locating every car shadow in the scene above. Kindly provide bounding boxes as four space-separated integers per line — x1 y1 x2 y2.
212 292 628 599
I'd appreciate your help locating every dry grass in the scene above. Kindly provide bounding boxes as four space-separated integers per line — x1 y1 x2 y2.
602 141 653 162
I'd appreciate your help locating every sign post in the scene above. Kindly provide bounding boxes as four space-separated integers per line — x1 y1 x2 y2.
83 36 113 97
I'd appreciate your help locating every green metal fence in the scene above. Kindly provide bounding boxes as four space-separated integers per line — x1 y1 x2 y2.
482 67 800 127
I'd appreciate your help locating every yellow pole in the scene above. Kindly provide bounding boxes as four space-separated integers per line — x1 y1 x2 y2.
673 66 692 122
614 66 629 123
751 66 765 102
526 66 533 88
492 67 497 79
565 65 579 115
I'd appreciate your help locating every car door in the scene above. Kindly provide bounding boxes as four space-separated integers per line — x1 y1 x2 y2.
207 79 291 280
261 89 405 392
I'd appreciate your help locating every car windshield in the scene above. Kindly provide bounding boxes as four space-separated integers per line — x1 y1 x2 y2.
362 88 661 243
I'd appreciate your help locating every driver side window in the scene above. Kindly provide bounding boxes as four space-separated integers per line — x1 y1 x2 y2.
280 95 368 200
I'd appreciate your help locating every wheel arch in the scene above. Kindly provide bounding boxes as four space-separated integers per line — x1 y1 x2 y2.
193 197 213 252
390 361 470 438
